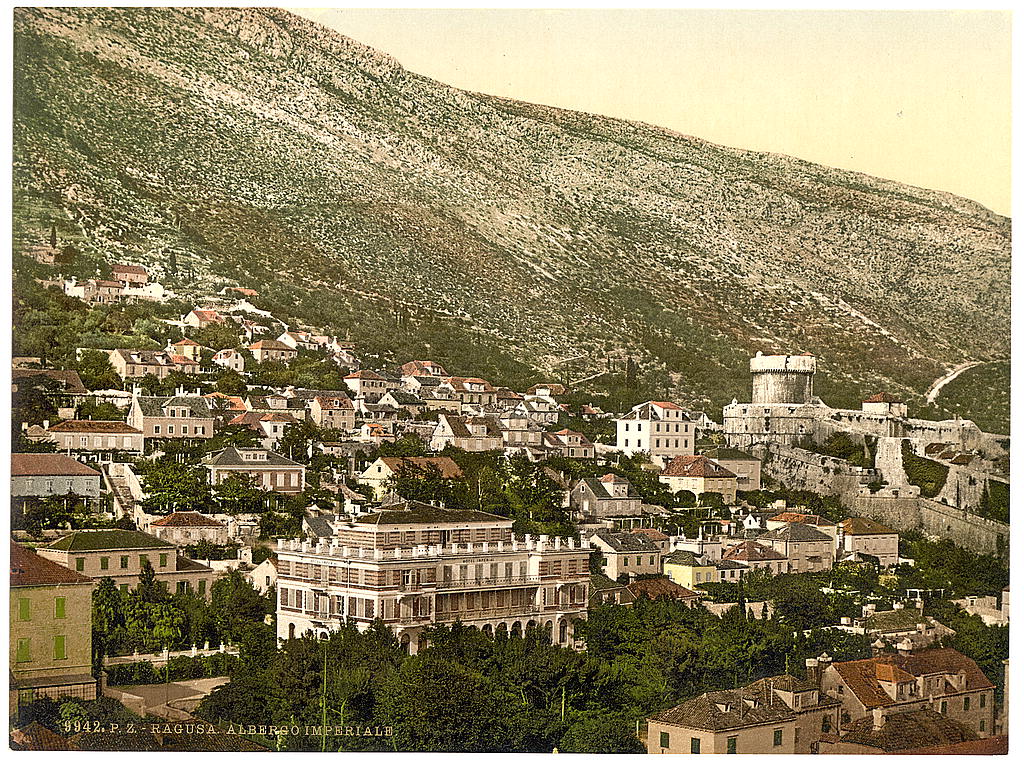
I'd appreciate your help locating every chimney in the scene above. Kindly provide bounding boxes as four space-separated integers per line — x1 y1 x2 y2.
43 420 50 430
805 657 820 686
871 708 886 731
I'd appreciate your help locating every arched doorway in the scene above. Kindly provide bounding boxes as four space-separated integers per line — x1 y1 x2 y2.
288 623 295 640
558 619 568 645
511 621 522 638
417 633 427 654
482 624 494 638
401 634 412 655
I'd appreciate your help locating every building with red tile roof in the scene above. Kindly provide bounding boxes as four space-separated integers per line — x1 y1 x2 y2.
149 511 228 545
659 455 738 503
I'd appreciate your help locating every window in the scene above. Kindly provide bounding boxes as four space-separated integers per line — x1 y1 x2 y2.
120 556 129 569
159 553 168 568
690 738 701 754
198 580 206 596
18 598 30 621
650 556 655 565
16 638 31 662
100 557 109 570
660 732 670 749
964 697 971 711
773 729 783 747
941 700 948 714
821 715 831 733
182 426 189 435
154 425 161 434
140 555 149 568
980 694 987 709
727 736 737 754
53 635 66 660
980 720 986 733
177 581 187 594
55 597 66 619
168 425 175 435
75 558 85 572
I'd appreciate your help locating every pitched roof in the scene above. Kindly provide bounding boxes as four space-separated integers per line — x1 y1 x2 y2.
46 420 141 434
664 550 708 567
831 649 995 709
11 541 94 586
897 735 1008 755
345 369 385 380
314 394 355 409
150 511 226 528
661 454 737 479
39 529 175 552
620 400 690 421
841 517 898 536
377 456 464 479
11 453 101 477
758 522 833 543
114 349 174 367
111 263 148 275
634 528 669 541
591 530 660 553
134 395 213 418
445 376 496 393
839 709 978 752
202 446 302 468
769 512 833 526
11 368 89 394
698 446 757 461
649 683 796 731
357 501 511 526
722 540 788 562
627 577 700 601
173 338 202 347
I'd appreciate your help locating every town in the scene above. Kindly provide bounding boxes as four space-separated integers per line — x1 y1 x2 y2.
9 254 1010 753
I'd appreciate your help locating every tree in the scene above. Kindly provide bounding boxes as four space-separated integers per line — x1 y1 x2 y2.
76 349 121 391
559 711 646 753
140 459 213 514
210 570 272 642
215 472 267 515
214 369 247 396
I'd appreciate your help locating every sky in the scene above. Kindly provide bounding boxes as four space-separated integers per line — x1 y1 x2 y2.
290 8 1011 216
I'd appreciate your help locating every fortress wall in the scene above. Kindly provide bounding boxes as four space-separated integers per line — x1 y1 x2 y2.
754 443 877 496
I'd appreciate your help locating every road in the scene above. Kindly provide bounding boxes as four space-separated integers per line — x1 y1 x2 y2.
924 361 985 404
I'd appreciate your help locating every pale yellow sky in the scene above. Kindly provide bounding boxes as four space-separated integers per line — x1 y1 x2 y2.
291 8 1011 215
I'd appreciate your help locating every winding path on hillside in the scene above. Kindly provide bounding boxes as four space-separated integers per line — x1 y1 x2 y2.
925 361 986 404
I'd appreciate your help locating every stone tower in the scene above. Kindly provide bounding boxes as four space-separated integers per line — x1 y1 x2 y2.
750 352 816 404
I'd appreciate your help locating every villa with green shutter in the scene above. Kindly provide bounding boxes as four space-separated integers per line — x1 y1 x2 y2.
34 529 214 599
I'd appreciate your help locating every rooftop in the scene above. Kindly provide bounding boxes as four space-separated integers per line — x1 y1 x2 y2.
356 501 512 527
39 529 175 553
150 511 226 528
661 455 736 479
11 453 102 477
758 522 833 543
11 541 94 587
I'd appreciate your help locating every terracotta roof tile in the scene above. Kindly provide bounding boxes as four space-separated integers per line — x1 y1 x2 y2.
11 541 94 586
11 453 102 476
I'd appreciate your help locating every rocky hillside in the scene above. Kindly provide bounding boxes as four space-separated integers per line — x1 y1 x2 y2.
12 7 1011 418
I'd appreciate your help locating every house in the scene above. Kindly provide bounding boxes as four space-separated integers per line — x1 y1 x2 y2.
45 420 144 455
10 453 103 504
659 455 738 504
633 528 671 554
203 446 305 494
11 369 90 401
757 523 834 573
11 542 97 706
183 308 226 329
647 672 841 754
615 401 695 462
128 395 215 441
698 447 762 491
245 556 278 594
663 550 718 589
713 559 749 583
35 530 214 598
275 501 590 652
379 389 428 417
626 576 701 605
400 360 448 377
720 540 789 575
359 422 396 445
430 413 503 452
111 263 148 286
107 349 175 380
359 456 465 499
444 376 497 410
68 278 123 305
170 338 204 362
541 429 595 459
861 392 908 418
148 511 229 546
497 413 544 452
249 339 297 363
341 369 389 403
589 530 662 581
820 648 997 736
168 354 200 375
569 474 643 520
212 348 245 372
203 391 248 416
590 572 634 606
277 330 328 351
229 411 301 449
954 588 1009 627
839 517 900 567
308 394 356 431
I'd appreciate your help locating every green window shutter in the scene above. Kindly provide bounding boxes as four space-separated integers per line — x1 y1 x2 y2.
18 598 31 621
140 555 148 567
160 553 168 568
17 638 31 662
75 558 85 571
100 557 109 570
690 738 701 754
727 736 737 754
773 729 783 747
660 731 669 749
198 580 206 595
53 635 66 660
55 597 66 619
120 556 129 569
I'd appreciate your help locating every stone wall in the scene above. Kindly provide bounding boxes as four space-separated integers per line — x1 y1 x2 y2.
753 443 878 496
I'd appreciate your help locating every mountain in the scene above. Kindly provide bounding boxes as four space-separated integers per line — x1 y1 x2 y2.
12 7 1011 424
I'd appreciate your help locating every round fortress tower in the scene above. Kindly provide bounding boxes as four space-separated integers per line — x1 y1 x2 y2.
750 352 816 404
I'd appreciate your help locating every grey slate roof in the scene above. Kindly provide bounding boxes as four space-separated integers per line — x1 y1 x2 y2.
202 446 302 468
591 530 660 553
649 683 796 731
577 477 641 500
135 395 213 418
758 522 832 543
358 501 511 526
